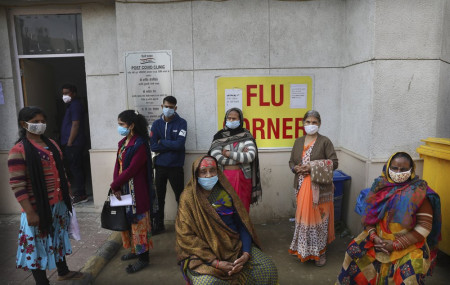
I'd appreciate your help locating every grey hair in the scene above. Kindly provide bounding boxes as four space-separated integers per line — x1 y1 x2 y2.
303 110 321 124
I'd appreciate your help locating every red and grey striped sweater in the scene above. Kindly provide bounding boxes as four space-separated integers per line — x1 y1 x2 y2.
8 139 65 210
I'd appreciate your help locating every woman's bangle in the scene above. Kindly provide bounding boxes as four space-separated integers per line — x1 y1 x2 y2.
393 239 405 251
367 228 376 234
215 260 220 269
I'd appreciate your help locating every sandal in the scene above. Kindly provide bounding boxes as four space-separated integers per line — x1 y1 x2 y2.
315 254 327 267
126 260 149 274
57 271 84 281
121 252 138 261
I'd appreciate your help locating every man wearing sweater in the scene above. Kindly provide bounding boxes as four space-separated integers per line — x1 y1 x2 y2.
150 96 187 234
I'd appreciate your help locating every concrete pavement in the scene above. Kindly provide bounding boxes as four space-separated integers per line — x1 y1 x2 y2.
95 220 450 284
0 199 113 285
1 204 449 284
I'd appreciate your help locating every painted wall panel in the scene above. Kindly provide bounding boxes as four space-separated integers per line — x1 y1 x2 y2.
342 0 375 66
375 0 443 59
115 2 193 72
0 8 13 78
193 0 269 69
371 60 440 158
86 75 124 149
340 62 374 158
270 0 344 67
82 3 118 76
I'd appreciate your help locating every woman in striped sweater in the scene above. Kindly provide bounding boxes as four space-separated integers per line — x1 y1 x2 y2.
209 108 262 212
8 107 83 284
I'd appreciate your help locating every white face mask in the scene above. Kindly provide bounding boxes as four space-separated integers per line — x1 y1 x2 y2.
388 168 412 183
62 95 72 103
304 125 319 135
25 122 47 135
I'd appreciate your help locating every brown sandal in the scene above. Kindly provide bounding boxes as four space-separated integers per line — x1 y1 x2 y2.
57 271 84 281
315 254 327 267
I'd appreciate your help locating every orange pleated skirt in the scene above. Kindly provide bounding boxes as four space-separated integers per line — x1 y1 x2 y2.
288 175 335 262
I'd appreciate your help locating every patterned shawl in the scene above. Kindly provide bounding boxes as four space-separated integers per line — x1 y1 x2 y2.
297 140 334 206
209 108 262 204
310 159 334 205
362 152 441 248
120 136 157 220
175 155 260 281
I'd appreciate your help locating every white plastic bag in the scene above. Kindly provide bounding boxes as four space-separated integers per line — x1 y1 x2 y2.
69 208 81 241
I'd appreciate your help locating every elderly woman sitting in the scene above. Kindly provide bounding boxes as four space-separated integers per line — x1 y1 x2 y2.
337 152 441 285
175 155 278 284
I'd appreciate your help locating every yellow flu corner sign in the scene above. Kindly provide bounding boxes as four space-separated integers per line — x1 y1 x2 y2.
216 76 313 148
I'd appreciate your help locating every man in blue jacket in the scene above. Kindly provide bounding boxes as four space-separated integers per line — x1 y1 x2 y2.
150 96 187 234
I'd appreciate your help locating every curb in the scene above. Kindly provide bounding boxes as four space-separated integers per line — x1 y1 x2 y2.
66 232 122 285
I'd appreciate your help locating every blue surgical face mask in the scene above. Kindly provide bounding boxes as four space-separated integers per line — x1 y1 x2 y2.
197 176 218 191
226 120 240 129
118 125 130 136
163 107 175 118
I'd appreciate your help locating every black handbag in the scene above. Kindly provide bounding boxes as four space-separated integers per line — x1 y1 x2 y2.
101 190 129 231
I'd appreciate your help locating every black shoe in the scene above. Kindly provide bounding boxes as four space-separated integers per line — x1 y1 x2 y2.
121 253 138 261
73 195 88 205
126 260 149 274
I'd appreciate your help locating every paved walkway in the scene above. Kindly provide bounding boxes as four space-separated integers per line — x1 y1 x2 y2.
0 200 110 285
96 221 450 285
1 205 449 284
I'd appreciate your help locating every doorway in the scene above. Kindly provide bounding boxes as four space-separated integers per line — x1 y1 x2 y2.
20 57 93 197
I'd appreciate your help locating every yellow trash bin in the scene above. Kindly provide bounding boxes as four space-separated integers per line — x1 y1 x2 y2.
417 137 450 255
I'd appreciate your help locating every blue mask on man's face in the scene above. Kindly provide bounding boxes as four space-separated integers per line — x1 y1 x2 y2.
163 107 175 118
197 176 218 191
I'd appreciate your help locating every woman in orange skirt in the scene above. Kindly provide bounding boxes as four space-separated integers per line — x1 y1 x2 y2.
288 110 338 266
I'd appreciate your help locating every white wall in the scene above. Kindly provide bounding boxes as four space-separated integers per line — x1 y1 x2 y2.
82 3 122 150
437 1 450 138
111 0 345 152
371 60 441 157
270 0 344 68
0 7 19 150
437 62 450 138
0 7 22 213
1 1 449 232
374 0 444 59
337 0 449 234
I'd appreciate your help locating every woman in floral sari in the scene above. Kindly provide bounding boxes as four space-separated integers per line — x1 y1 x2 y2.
288 110 338 266
8 107 83 284
337 152 442 285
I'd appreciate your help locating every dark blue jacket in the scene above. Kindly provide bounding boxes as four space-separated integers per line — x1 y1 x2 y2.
61 98 85 146
150 113 187 167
